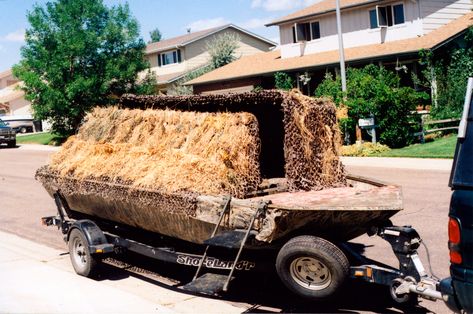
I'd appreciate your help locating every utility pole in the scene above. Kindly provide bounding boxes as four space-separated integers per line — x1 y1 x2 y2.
335 0 347 93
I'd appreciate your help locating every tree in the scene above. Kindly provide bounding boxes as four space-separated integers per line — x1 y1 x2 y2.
167 33 240 95
315 65 428 148
13 0 156 137
414 29 473 119
149 28 162 43
206 32 240 69
274 72 294 90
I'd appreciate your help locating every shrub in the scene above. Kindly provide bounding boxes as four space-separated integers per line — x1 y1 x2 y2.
340 142 390 157
315 65 428 148
274 72 294 90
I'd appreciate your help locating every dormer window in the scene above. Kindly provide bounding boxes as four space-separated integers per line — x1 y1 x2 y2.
158 49 182 66
292 21 321 43
369 3 405 28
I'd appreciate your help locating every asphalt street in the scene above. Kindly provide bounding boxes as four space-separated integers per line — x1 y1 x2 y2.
0 144 454 313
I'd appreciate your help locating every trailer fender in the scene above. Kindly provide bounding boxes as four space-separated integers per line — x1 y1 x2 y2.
67 220 114 254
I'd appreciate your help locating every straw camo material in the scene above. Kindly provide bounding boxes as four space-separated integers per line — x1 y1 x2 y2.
36 90 346 218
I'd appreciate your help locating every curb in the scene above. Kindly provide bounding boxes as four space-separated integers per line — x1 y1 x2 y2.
341 156 453 171
18 144 61 152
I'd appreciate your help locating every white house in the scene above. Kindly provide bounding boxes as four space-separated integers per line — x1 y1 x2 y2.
0 69 31 116
144 24 276 93
187 0 473 94
272 0 473 58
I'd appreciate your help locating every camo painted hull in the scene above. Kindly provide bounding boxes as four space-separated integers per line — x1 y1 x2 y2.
37 170 402 245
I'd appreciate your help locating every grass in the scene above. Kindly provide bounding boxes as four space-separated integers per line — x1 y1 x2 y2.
16 132 63 145
373 135 457 158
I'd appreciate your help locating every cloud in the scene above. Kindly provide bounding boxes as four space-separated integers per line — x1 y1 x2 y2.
239 17 273 30
3 29 25 42
251 0 322 12
185 17 229 32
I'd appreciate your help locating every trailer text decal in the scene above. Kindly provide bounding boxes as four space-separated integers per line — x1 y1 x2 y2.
176 255 256 271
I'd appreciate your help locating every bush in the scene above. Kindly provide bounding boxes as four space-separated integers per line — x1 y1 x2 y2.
415 34 473 119
315 65 428 148
274 72 294 90
340 142 390 157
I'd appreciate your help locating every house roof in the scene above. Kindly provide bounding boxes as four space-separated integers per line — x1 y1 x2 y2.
0 68 13 80
145 24 276 54
0 82 24 103
188 13 473 86
267 0 380 26
156 71 187 85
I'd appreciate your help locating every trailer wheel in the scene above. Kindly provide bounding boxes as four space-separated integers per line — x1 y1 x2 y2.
68 229 98 277
276 235 349 300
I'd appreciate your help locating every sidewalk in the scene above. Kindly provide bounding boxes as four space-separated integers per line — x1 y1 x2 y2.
341 156 453 171
0 231 244 314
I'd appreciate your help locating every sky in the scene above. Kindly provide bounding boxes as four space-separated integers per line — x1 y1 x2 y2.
0 0 320 71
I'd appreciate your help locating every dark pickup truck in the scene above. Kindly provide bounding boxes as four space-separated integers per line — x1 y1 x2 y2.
0 118 16 148
440 78 473 313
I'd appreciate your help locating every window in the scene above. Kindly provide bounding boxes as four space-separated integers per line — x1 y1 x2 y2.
372 4 404 28
369 9 378 29
293 22 320 42
311 22 320 40
158 49 181 66
296 23 311 41
393 4 405 25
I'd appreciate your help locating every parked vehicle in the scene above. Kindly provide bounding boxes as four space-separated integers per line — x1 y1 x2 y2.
0 115 35 133
0 118 16 148
439 78 473 314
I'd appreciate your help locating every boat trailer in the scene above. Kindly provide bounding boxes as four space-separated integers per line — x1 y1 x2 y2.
42 191 445 305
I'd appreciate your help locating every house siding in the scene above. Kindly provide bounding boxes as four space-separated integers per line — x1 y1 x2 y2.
421 0 473 33
279 0 424 58
144 27 273 89
9 98 31 116
185 28 272 71
0 73 18 89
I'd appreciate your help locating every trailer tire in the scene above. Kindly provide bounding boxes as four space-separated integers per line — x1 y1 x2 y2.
276 235 349 301
68 228 98 277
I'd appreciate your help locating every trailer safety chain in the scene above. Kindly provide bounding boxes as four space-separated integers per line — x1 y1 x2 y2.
421 241 440 281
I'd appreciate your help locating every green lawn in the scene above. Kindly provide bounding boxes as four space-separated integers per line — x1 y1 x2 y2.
16 132 61 145
374 135 457 158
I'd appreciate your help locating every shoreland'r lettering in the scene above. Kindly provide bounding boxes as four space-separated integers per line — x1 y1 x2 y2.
176 255 255 271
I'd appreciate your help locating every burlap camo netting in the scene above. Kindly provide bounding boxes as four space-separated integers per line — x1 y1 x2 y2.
36 90 346 206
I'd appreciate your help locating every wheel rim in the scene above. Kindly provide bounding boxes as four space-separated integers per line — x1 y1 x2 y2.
72 237 88 269
289 257 332 291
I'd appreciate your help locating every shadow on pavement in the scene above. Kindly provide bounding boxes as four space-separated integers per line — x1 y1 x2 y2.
89 251 430 314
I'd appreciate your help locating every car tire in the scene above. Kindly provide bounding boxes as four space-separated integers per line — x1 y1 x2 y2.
276 235 349 301
68 229 99 277
19 127 27 134
7 140 16 148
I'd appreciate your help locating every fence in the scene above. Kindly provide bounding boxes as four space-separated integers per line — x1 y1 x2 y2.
415 117 460 143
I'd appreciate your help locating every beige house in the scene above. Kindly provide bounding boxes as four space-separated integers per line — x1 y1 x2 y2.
144 24 276 93
187 0 473 94
0 69 31 116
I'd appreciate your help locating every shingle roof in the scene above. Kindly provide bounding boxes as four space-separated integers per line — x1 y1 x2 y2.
0 82 24 103
267 0 380 26
188 13 473 86
145 24 276 54
0 68 13 80
145 26 223 54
